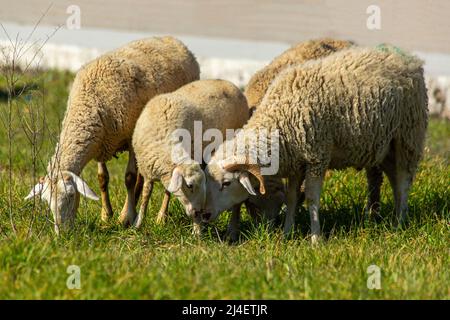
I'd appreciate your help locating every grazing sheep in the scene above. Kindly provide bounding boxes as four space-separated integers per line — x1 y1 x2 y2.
244 38 354 112
25 36 200 233
132 79 249 233
227 38 353 241
203 47 428 244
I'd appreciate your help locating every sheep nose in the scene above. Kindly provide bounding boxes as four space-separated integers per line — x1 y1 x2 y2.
202 212 211 222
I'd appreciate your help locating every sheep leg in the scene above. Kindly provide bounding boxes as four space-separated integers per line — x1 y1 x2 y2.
225 204 241 242
393 169 413 227
297 181 306 207
156 190 171 224
304 168 324 245
97 162 114 222
283 178 299 236
382 159 397 219
365 167 383 221
119 150 138 227
133 180 153 228
192 222 201 236
192 213 202 236
394 141 416 227
382 144 413 227
134 173 144 205
244 200 260 222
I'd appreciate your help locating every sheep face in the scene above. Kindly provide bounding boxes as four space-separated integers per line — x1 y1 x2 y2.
203 161 262 223
166 163 206 222
25 171 99 234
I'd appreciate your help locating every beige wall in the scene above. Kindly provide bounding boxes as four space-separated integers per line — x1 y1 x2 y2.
1 0 449 53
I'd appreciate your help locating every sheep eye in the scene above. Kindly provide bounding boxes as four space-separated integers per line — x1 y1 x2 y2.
221 181 231 189
186 183 193 190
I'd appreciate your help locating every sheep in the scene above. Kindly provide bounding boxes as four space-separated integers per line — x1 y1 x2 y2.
228 38 353 241
132 79 249 233
203 46 428 244
244 38 354 112
25 36 200 234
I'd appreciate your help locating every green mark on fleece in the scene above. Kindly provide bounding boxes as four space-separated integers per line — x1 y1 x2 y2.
375 43 409 57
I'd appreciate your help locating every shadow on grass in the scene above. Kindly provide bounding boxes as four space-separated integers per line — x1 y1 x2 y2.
223 191 449 244
14 188 447 245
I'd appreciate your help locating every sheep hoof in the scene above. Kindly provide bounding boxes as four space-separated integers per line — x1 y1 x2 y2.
54 224 61 236
100 208 113 223
310 234 321 246
133 213 144 229
192 223 201 236
118 211 135 228
225 228 239 243
119 218 131 228
394 217 408 230
364 206 383 224
156 212 166 225
283 225 294 238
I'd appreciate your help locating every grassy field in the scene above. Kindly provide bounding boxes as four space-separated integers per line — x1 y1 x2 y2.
0 69 448 299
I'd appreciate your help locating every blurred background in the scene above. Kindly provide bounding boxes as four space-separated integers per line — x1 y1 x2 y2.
1 0 450 117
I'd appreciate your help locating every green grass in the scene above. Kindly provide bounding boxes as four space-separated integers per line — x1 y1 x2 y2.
0 69 449 299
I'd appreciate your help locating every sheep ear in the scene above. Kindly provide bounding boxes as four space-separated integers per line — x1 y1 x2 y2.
239 172 257 196
24 181 45 200
69 172 99 200
167 167 183 193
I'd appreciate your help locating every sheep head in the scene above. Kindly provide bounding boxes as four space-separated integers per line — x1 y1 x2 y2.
25 171 98 234
165 162 206 224
203 157 266 223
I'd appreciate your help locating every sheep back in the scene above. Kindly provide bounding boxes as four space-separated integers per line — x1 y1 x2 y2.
133 79 249 183
54 36 200 173
244 38 354 109
246 47 428 177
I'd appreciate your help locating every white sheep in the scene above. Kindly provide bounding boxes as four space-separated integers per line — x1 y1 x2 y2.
25 36 200 233
232 38 353 241
203 47 428 244
132 79 249 233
